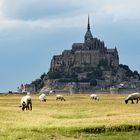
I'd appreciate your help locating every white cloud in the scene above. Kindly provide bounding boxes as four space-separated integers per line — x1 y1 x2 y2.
0 15 87 30
98 2 140 22
0 0 140 30
0 0 4 19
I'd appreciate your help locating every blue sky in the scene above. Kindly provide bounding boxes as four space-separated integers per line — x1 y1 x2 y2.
0 0 140 92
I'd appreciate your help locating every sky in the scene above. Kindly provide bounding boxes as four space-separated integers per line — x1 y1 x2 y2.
0 0 140 92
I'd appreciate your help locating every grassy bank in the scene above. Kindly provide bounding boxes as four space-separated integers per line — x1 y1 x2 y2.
0 93 140 139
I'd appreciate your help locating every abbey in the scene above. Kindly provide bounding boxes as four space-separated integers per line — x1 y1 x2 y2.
50 16 119 72
18 17 140 93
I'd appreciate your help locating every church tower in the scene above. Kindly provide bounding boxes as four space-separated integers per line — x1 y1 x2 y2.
84 15 93 41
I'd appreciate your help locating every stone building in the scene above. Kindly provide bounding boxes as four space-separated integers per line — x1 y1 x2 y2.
50 16 119 72
18 84 36 93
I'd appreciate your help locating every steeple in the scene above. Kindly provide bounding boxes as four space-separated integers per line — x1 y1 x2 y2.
85 15 93 41
87 15 90 31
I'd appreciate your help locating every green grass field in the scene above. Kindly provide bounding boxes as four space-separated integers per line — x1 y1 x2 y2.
0 93 140 140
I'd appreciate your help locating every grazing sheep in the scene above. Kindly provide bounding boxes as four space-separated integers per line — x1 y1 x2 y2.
39 93 46 102
90 94 99 101
56 94 65 101
125 93 140 104
49 90 55 94
20 95 32 111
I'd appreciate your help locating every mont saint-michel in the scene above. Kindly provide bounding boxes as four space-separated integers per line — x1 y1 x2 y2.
19 17 140 93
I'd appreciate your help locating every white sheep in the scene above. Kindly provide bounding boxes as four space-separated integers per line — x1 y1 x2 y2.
49 90 55 94
125 92 140 104
90 94 99 101
39 93 46 102
20 95 32 111
56 94 65 101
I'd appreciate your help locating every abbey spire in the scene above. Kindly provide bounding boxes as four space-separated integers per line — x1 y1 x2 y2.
87 15 90 31
85 15 93 41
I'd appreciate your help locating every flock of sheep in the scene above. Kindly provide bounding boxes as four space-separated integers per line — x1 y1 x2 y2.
19 92 140 111
19 91 66 111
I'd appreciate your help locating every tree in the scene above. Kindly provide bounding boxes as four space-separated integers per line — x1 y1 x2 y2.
40 73 47 80
90 79 97 86
47 71 61 79
119 64 134 77
31 79 44 91
133 70 140 79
